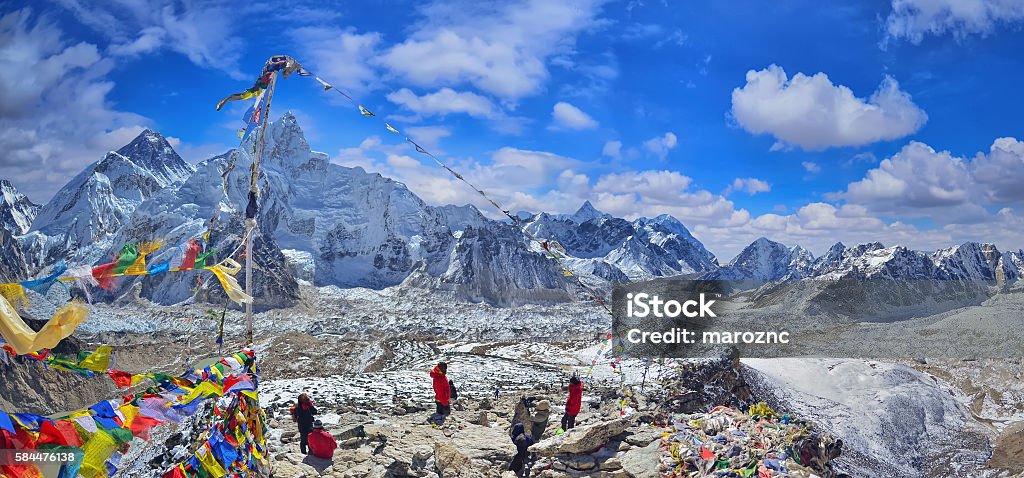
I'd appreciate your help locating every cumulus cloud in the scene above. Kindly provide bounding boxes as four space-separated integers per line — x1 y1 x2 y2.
643 132 678 160
387 88 499 119
969 137 1024 203
377 0 604 99
550 102 599 130
731 65 927 150
725 178 771 195
884 0 1024 44
830 137 1024 224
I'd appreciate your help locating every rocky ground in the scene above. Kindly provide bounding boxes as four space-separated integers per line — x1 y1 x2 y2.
3 293 1023 477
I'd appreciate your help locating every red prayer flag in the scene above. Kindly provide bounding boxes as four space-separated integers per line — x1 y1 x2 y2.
162 464 186 478
37 420 83 447
700 446 715 461
91 262 118 289
108 370 133 387
179 240 201 271
129 414 162 440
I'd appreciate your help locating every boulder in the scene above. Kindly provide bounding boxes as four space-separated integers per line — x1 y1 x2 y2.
434 441 495 478
556 454 596 471
619 441 660 478
529 418 631 456
622 426 662 447
451 424 513 463
333 423 366 441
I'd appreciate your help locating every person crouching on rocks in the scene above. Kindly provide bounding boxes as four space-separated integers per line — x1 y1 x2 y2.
291 393 318 454
509 422 534 477
430 362 451 417
307 419 338 459
561 374 583 432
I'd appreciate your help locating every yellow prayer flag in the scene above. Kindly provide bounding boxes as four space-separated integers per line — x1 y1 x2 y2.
206 259 252 305
130 373 151 387
178 381 224 405
0 284 27 309
124 242 162 276
79 429 118 478
119 403 139 428
197 443 227 478
78 345 113 372
0 297 88 355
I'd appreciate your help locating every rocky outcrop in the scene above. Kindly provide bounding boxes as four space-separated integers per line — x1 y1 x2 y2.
655 354 753 414
529 418 631 456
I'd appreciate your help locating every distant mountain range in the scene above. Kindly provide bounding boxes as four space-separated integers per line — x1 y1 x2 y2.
2 113 1022 307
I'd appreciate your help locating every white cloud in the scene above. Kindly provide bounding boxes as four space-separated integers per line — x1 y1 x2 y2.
643 132 678 159
291 27 382 94
885 0 1024 44
601 140 622 160
376 0 604 99
404 126 451 152
802 161 822 174
969 137 1024 203
550 102 598 130
725 178 771 195
387 88 499 119
53 0 246 78
829 137 1024 224
731 65 927 150
0 8 149 201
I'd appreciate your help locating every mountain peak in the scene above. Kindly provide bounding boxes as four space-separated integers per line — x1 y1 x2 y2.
0 178 41 235
569 200 607 222
263 112 315 169
112 128 193 183
117 128 171 156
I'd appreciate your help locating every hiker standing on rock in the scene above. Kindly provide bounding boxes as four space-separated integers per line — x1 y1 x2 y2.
290 393 318 454
430 362 451 416
561 374 583 431
508 422 534 477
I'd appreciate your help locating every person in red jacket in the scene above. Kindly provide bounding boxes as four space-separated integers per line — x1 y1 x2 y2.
307 420 337 459
561 374 583 431
430 362 451 416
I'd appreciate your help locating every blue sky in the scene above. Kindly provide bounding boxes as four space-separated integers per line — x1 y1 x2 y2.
2 0 1023 259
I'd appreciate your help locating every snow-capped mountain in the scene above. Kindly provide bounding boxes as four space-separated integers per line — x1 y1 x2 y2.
13 113 1024 309
0 180 37 282
522 203 719 281
808 240 1024 281
705 237 797 281
21 130 195 270
710 237 1024 284
0 180 40 236
74 113 577 307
